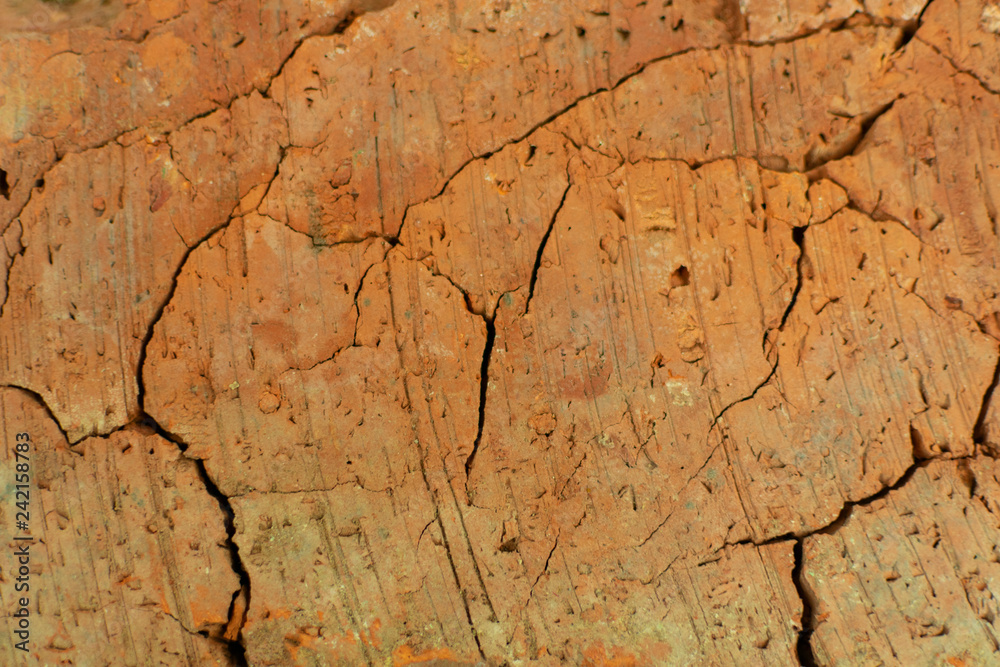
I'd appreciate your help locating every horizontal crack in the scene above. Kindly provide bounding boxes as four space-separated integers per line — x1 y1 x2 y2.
263 1 397 100
395 23 896 230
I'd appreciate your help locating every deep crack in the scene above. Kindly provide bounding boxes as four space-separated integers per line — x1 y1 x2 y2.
803 98 899 171
792 539 818 667
463 315 495 486
2 384 71 443
788 453 933 666
136 411 251 666
462 175 572 488
891 0 934 53
4 6 985 663
193 457 251 667
134 215 250 665
136 402 251 667
778 225 807 333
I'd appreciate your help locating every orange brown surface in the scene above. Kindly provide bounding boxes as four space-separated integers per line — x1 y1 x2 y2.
2 0 1000 665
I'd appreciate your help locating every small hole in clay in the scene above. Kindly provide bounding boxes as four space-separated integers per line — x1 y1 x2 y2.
670 265 690 287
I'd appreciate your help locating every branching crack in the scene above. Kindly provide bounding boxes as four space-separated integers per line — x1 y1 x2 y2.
463 176 571 490
7 8 985 666
132 210 250 665
398 25 852 227
787 452 935 665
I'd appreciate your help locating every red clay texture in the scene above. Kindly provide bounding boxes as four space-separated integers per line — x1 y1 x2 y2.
2 0 1000 665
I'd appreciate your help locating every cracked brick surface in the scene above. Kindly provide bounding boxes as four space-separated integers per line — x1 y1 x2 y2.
0 387 239 665
3 0 1000 665
802 458 1000 665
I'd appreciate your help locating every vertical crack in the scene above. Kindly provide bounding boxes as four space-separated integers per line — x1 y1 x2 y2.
792 539 818 667
973 356 1000 454
431 501 486 660
767 224 807 353
137 408 250 665
136 416 251 666
194 458 251 667
135 219 250 666
134 214 231 420
464 177 571 489
1 244 24 320
463 316 495 485
525 179 571 313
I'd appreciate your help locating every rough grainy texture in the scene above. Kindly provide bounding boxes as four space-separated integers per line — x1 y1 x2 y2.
0 92 287 442
802 458 1000 666
3 0 1000 664
0 387 238 665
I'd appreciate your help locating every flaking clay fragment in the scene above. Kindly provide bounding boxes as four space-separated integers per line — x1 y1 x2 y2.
3 0 999 664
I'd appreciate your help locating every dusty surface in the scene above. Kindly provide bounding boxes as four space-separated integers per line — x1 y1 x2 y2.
2 0 1000 665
